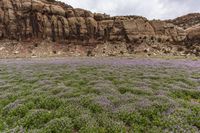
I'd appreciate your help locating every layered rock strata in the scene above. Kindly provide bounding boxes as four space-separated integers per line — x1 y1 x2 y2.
0 0 199 57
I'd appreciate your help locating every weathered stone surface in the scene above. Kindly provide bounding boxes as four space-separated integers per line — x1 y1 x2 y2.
186 24 200 40
0 0 199 57
168 13 200 29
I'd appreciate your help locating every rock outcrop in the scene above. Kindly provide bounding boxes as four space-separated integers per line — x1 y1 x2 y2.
168 13 200 29
0 0 199 57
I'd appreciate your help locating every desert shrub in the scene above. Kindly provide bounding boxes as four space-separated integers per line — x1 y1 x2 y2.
119 112 149 132
118 103 170 132
55 104 82 118
73 114 97 130
0 94 18 109
96 113 126 133
41 117 73 133
79 126 106 133
0 117 6 131
191 72 200 79
20 110 54 129
173 77 197 87
187 106 200 129
118 87 152 96
170 89 200 100
6 104 29 119
0 59 200 132
81 97 103 113
33 96 63 110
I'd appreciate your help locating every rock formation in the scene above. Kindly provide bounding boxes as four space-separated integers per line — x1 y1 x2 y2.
0 0 199 58
168 13 200 29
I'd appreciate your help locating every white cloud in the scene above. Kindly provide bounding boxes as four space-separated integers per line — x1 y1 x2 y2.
59 0 200 20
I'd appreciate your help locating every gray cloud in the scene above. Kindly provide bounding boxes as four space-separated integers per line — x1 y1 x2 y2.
59 0 200 20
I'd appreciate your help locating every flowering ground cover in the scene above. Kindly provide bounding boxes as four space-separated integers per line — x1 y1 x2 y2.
0 57 199 132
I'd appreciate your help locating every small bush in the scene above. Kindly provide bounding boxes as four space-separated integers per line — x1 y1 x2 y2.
34 96 63 110
73 114 97 130
171 89 200 100
41 117 73 133
118 87 152 96
20 110 53 129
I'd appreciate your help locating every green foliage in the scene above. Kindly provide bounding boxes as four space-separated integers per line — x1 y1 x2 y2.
20 110 54 129
118 87 152 95
171 89 200 100
96 113 126 133
0 117 6 131
81 97 103 113
7 104 29 118
187 106 200 128
0 63 199 132
73 114 97 130
41 117 73 133
33 96 63 110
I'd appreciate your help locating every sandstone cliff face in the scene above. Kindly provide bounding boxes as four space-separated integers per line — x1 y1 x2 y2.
0 0 199 57
186 24 200 40
168 13 200 45
168 13 200 29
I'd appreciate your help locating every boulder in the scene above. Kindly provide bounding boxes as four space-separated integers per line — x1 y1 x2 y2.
186 24 200 40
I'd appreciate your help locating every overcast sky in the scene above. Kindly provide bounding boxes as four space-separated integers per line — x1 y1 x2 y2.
59 0 200 20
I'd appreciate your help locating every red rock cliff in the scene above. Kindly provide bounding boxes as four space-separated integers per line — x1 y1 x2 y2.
0 0 199 57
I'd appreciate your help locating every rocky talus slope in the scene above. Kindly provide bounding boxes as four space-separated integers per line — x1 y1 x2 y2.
0 0 199 58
